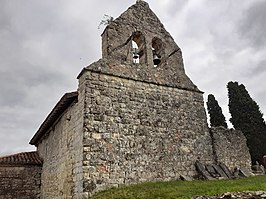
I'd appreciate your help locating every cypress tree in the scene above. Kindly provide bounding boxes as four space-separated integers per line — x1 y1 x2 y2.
227 81 266 164
207 94 228 128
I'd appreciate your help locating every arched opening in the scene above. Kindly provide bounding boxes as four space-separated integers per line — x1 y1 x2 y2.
132 41 139 64
152 37 164 67
131 31 146 65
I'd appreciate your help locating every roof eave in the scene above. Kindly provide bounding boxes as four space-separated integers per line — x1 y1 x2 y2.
29 91 78 146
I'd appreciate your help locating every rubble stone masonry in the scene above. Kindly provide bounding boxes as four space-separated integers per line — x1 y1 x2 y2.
0 165 41 199
81 70 214 195
37 96 85 199
211 127 252 171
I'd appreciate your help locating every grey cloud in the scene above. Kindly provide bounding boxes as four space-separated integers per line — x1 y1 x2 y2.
250 60 266 76
0 106 38 155
0 85 26 107
238 1 266 48
0 1 59 41
166 0 188 15
0 54 67 107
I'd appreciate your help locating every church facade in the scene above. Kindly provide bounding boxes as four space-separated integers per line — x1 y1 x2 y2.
0 1 251 199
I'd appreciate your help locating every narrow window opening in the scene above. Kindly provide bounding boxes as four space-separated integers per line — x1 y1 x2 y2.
152 47 161 67
132 41 139 64
152 37 164 67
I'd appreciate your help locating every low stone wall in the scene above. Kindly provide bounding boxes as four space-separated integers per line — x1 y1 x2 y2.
0 165 41 199
211 127 251 171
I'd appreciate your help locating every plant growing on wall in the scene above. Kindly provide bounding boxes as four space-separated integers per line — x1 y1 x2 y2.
227 81 266 164
207 94 228 128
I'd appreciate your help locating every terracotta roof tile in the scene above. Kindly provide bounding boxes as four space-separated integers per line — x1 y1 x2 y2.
0 151 42 166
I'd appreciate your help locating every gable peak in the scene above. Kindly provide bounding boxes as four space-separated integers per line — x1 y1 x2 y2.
136 0 149 6
86 1 199 91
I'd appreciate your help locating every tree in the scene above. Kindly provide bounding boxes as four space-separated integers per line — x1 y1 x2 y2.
207 94 228 128
227 81 266 164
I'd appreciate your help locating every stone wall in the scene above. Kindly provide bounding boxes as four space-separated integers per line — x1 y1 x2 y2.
37 98 84 199
0 165 41 199
81 70 214 195
211 127 251 171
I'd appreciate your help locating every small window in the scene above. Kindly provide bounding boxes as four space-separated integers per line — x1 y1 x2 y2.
152 37 164 67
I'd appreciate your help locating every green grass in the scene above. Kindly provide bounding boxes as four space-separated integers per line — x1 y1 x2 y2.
89 175 266 199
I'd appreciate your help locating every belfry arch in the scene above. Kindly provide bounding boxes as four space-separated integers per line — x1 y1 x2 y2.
131 31 146 65
152 37 164 67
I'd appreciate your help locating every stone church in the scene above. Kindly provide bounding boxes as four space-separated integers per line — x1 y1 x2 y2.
0 1 251 198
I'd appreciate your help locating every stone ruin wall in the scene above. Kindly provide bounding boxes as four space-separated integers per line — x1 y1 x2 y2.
211 127 252 171
81 70 214 195
0 165 41 199
36 98 85 199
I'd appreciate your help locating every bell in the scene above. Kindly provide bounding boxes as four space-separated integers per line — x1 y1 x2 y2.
133 48 139 59
153 54 161 65
133 52 139 59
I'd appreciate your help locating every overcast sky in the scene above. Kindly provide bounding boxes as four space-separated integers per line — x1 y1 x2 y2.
1 0 266 155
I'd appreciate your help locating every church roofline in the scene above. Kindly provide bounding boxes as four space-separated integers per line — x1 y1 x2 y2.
29 91 78 146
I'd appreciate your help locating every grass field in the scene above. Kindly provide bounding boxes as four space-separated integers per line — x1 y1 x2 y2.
89 175 266 199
